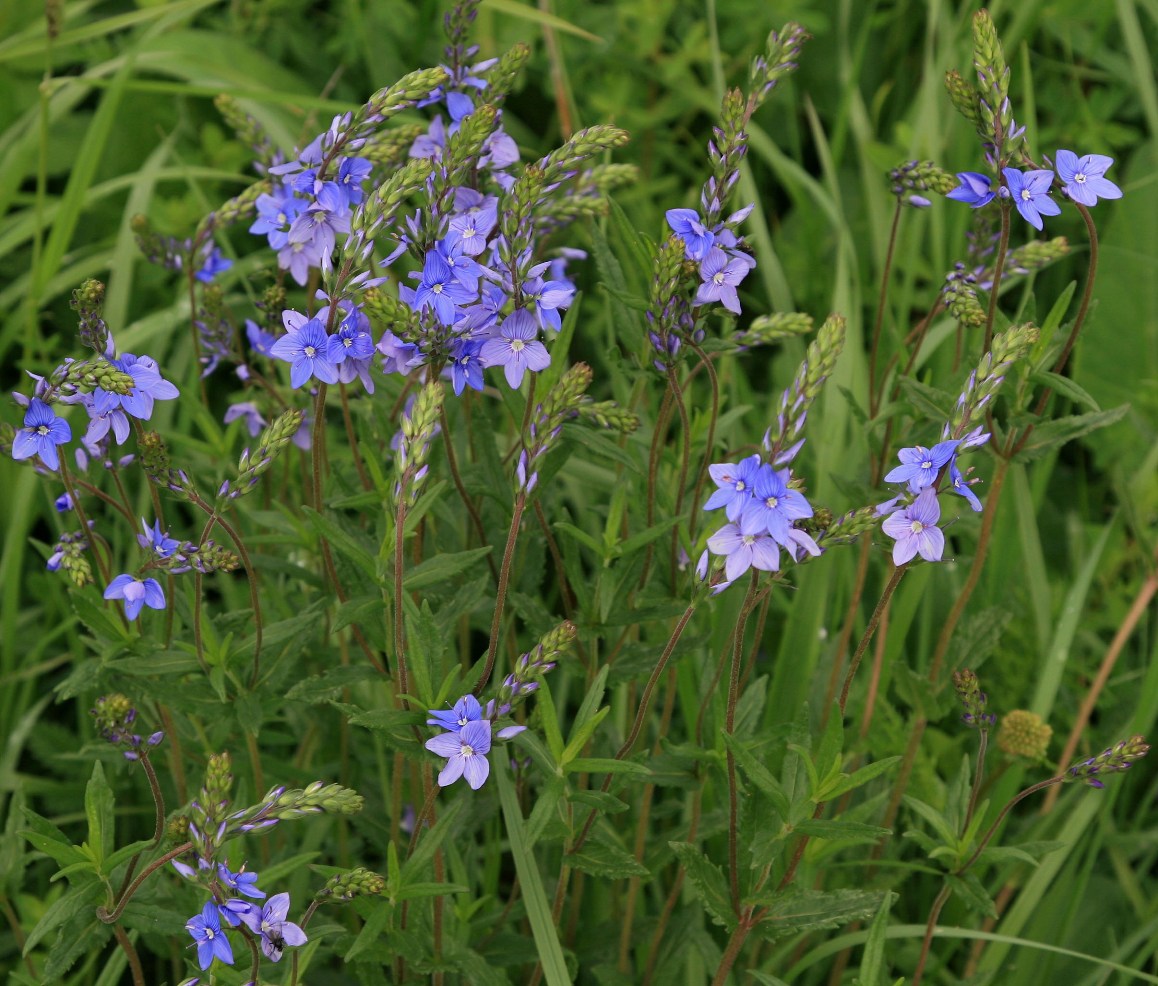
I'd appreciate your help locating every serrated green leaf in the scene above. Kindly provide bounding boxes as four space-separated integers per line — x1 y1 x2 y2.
84 762 114 868
347 708 426 734
816 756 901 802
896 376 955 420
667 842 736 931
567 838 649 879
395 881 470 901
560 706 609 765
947 872 997 917
721 733 790 818
748 887 887 940
1028 370 1100 411
24 881 103 955
1011 405 1130 463
567 757 649 775
794 819 892 843
403 546 494 591
302 506 379 583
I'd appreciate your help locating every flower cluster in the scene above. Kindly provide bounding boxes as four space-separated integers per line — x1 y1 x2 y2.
702 454 820 587
90 694 164 761
946 150 1121 230
424 693 528 790
184 868 307 971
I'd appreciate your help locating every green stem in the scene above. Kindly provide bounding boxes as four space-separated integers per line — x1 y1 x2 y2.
839 563 907 715
983 203 1011 355
474 492 527 695
869 201 903 417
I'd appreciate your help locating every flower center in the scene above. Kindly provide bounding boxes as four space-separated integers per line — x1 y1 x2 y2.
36 424 50 437
456 716 468 726
713 271 726 285
764 496 779 509
1074 172 1086 184
461 743 475 758
304 345 317 358
735 480 746 492
1020 188 1032 202
205 927 216 940
909 520 925 534
433 283 444 294
343 337 353 348
921 459 933 470
511 339 526 353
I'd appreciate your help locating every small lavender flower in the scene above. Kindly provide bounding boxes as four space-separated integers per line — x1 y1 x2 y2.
1066 735 1150 789
481 309 550 388
103 574 166 620
448 338 484 396
427 694 484 732
666 208 715 260
883 440 960 491
194 246 232 283
11 398 71 470
217 864 266 900
703 453 762 521
425 719 492 789
224 401 267 437
695 246 752 314
138 518 179 558
1054 150 1121 207
946 171 995 208
706 509 781 582
949 459 983 512
881 488 944 565
1002 167 1061 231
240 892 307 962
952 669 996 729
186 901 234 970
271 312 339 388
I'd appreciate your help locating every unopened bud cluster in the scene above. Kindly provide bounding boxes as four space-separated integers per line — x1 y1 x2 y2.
952 669 996 729
496 621 575 710
395 382 442 506
945 322 1038 440
889 160 958 208
518 364 592 493
139 431 195 499
47 530 93 587
228 408 305 503
1065 735 1150 789
71 279 110 354
765 314 846 462
315 867 386 903
90 694 164 761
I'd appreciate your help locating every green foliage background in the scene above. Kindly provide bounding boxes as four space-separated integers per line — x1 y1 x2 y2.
1 0 1156 983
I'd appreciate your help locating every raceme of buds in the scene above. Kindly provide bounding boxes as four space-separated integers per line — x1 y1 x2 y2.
748 21 809 108
970 9 1025 164
214 94 277 170
138 431 195 499
90 694 164 760
889 160 959 208
765 313 847 462
942 267 987 327
71 279 109 354
395 381 443 506
47 530 94 587
520 363 593 493
314 867 386 903
483 42 531 105
945 322 1039 440
231 408 306 502
496 621 575 709
576 400 640 434
944 69 982 129
366 66 451 120
737 311 814 347
952 669 996 729
535 125 631 191
1065 736 1150 789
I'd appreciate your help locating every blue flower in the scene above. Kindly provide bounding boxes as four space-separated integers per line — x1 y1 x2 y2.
480 309 550 388
1054 150 1121 207
427 694 484 732
425 719 493 789
97 354 179 421
946 172 994 208
883 440 960 492
412 250 477 326
881 488 944 565
249 186 304 250
706 509 781 583
194 247 232 283
703 454 763 521
138 518 179 558
666 208 715 260
1002 167 1061 231
271 311 339 388
11 398 71 471
223 401 267 437
103 574 166 620
743 466 816 552
239 892 307 962
694 247 753 314
949 459 983 512
335 156 372 207
186 901 233 970
448 338 485 396
217 864 266 900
